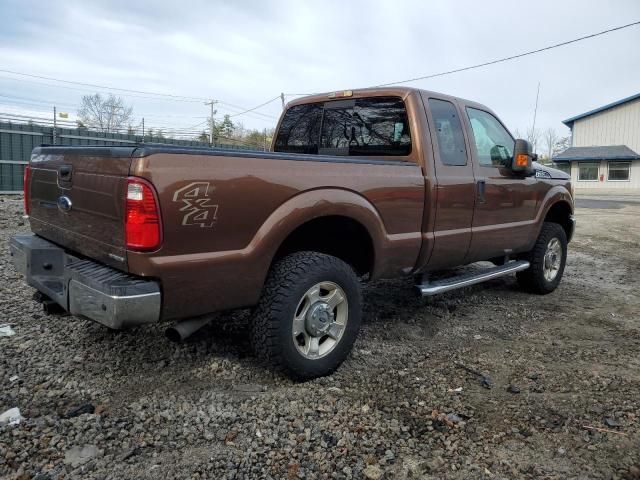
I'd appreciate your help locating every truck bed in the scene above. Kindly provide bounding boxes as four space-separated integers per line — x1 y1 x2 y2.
27 143 427 319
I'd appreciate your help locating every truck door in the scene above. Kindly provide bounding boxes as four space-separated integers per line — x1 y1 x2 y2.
461 106 538 262
422 96 476 270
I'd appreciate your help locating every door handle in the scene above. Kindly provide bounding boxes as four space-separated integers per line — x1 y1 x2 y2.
477 180 486 203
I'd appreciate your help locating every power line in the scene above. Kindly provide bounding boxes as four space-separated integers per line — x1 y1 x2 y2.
0 71 283 121
217 100 278 119
184 119 208 130
0 92 212 121
0 68 208 102
228 95 281 118
0 75 205 104
374 20 640 87
0 93 78 110
0 69 284 122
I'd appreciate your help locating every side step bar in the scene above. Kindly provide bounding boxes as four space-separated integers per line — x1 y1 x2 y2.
416 260 530 296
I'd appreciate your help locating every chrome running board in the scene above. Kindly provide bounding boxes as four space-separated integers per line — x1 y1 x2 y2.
416 261 530 296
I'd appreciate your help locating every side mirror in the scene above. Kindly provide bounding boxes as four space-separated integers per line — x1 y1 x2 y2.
512 139 535 176
490 145 510 165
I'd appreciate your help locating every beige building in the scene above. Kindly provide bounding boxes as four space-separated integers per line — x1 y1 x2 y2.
554 93 640 191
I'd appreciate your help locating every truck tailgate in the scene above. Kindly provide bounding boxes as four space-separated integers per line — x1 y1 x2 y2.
28 146 136 270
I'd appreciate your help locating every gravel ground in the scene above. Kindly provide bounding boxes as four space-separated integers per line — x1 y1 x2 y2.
1 194 639 479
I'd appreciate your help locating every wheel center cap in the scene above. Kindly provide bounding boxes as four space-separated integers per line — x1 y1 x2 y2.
305 302 334 336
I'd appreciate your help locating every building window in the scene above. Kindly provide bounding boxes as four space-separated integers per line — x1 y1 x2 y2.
607 162 630 181
578 162 599 181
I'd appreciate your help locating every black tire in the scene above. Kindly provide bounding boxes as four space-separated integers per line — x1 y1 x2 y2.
517 222 567 294
250 251 362 380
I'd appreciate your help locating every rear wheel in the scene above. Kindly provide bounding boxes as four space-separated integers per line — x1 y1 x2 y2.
250 251 361 380
517 222 567 294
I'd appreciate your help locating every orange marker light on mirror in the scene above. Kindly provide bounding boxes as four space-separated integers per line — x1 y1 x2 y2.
516 154 529 167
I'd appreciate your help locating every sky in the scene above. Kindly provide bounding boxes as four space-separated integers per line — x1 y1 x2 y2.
0 0 639 142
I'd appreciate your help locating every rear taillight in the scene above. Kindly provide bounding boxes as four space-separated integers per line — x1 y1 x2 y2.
125 178 162 251
23 165 31 215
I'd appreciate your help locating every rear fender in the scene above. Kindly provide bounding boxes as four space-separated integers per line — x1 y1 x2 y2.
249 188 421 282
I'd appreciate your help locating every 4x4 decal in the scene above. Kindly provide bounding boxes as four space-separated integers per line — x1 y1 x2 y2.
172 182 219 227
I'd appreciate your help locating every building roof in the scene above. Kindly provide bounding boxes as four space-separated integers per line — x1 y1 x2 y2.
553 145 640 162
562 92 640 128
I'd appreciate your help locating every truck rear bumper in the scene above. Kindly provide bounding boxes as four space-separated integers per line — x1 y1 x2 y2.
9 234 161 329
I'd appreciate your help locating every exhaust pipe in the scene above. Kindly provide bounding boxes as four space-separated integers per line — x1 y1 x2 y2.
165 316 213 343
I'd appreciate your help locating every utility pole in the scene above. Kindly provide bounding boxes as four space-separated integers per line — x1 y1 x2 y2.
531 82 540 152
204 100 217 147
280 92 285 110
263 128 267 151
142 118 145 143
53 106 57 145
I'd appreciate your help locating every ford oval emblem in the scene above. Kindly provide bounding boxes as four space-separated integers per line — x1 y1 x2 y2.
57 195 73 212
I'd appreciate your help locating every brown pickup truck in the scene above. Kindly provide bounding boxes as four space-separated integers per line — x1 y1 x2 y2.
10 87 575 379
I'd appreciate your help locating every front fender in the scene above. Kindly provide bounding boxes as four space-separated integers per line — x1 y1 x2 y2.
530 185 574 245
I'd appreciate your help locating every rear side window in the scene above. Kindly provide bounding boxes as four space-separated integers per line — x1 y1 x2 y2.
428 99 468 166
274 104 322 154
275 96 411 156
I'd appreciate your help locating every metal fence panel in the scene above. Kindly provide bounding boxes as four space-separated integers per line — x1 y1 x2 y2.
0 121 255 192
0 161 26 193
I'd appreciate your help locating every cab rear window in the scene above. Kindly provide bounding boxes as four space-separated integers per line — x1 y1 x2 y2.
274 96 411 156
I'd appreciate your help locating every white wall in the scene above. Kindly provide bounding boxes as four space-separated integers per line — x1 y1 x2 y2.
572 98 640 152
570 160 640 190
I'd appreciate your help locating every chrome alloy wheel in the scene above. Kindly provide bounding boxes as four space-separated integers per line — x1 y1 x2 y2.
543 237 562 282
292 282 348 359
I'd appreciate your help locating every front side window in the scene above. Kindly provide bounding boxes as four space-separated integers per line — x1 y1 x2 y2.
428 98 468 166
578 162 599 181
608 162 630 181
466 108 514 167
275 96 411 156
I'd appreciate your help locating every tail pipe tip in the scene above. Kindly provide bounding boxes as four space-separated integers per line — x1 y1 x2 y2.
165 316 213 343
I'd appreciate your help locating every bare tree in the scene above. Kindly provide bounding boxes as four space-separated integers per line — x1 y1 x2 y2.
77 93 133 133
542 128 559 163
197 131 209 143
552 136 571 159
526 126 542 153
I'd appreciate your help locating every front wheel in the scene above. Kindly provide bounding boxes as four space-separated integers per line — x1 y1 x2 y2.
517 222 568 294
250 251 362 380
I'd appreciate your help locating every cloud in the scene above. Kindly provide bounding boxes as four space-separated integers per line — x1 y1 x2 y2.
0 0 638 138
